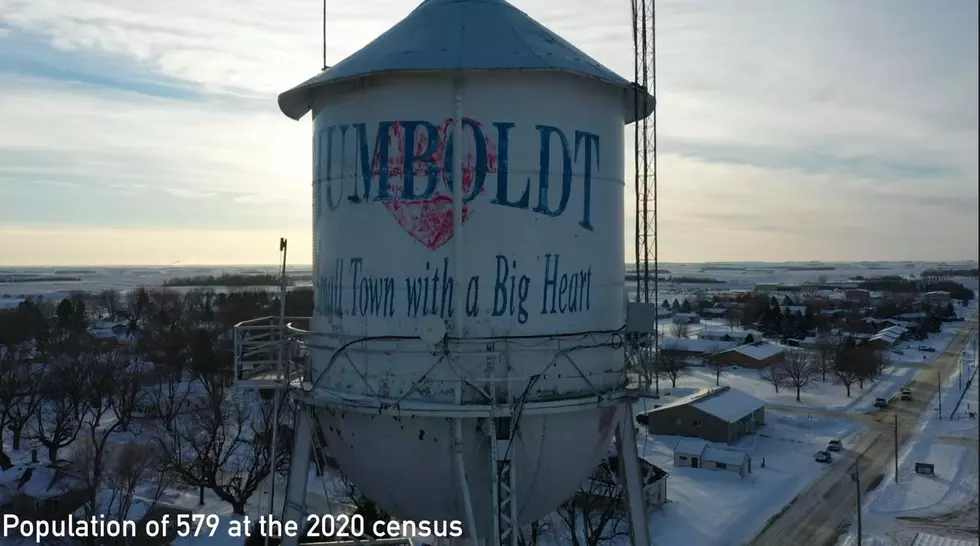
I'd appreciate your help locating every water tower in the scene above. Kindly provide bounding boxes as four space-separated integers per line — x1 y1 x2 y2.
234 0 656 544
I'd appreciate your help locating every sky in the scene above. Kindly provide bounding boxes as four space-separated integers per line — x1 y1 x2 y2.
0 0 977 266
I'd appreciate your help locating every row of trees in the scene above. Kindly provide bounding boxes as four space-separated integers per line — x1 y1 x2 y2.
0 287 303 533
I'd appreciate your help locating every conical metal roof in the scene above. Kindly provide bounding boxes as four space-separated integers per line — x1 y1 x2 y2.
278 0 653 122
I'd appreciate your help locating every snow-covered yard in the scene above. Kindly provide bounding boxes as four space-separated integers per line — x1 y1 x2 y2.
636 408 865 546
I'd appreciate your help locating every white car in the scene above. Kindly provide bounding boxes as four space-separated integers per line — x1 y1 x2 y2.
827 439 843 452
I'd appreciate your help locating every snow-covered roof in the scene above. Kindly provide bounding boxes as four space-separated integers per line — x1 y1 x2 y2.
672 439 749 466
278 0 654 122
19 465 84 500
673 438 708 455
74 489 153 521
910 532 978 546
722 341 784 361
691 386 766 423
661 337 736 354
698 329 761 341
651 386 765 423
870 324 908 344
702 446 750 466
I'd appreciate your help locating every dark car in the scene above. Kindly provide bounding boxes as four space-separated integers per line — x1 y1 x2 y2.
815 451 833 463
873 398 888 409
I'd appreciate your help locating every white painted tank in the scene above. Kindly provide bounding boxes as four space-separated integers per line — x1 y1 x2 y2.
278 0 653 537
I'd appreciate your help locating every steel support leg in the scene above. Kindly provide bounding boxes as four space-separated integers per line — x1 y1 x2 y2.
281 404 315 546
489 417 518 546
617 405 650 546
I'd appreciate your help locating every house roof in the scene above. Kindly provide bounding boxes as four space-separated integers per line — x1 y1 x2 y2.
278 0 654 122
698 329 761 341
716 341 784 361
869 324 908 345
910 532 979 546
661 338 737 354
650 386 766 423
672 439 750 466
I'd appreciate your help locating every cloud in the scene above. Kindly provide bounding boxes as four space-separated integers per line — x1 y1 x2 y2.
0 0 976 264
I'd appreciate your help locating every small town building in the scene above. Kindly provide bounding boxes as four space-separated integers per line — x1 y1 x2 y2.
672 312 700 324
867 325 908 349
844 289 872 304
661 338 737 359
922 291 952 307
636 386 766 444
672 438 753 477
697 329 762 343
709 341 785 370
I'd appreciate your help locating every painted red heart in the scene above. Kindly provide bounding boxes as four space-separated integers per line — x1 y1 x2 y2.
372 119 498 250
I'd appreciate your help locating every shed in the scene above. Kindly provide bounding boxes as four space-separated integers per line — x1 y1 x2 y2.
672 438 752 477
636 386 766 444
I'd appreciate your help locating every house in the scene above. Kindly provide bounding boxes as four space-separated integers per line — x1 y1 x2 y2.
672 438 753 478
697 329 761 343
709 341 785 370
660 338 737 359
779 305 808 315
700 307 729 318
895 312 928 324
672 312 700 325
575 455 669 510
844 289 872 304
5 463 89 520
636 386 766 444
867 325 908 349
923 291 952 307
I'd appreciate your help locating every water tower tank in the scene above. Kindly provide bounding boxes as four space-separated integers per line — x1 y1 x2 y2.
278 0 653 537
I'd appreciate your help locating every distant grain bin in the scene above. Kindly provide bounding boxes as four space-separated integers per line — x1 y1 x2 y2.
277 0 653 538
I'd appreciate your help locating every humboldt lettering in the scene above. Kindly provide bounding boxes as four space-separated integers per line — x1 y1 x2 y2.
313 119 600 231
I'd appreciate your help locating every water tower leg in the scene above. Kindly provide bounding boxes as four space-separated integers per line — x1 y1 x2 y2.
616 405 650 546
281 403 315 546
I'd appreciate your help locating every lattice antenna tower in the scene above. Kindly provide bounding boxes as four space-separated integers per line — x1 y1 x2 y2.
632 0 658 376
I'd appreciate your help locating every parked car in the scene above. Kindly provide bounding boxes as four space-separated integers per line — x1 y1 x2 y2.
900 389 913 401
827 439 843 452
815 451 833 463
873 398 888 409
919 345 936 352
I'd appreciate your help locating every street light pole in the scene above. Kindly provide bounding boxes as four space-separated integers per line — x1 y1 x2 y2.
893 414 898 483
938 371 943 421
852 456 863 546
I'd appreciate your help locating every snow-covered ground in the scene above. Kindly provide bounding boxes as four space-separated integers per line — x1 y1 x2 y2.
835 343 979 546
634 406 865 546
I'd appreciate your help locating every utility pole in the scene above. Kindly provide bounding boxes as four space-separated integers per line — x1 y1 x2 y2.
852 456 862 546
938 371 942 420
893 414 898 483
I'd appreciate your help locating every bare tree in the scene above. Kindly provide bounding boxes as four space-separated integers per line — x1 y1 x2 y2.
759 363 787 394
557 457 629 546
781 349 821 402
872 349 890 377
98 289 123 321
669 322 690 339
155 389 287 514
814 331 835 382
706 350 727 386
657 353 688 388
74 345 148 520
34 360 88 462
725 310 742 331
5 359 45 451
832 343 865 397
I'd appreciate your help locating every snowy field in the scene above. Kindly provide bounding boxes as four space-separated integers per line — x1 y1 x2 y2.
632 406 865 546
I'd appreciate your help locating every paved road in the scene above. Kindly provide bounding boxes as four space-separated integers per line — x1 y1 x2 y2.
749 315 979 546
